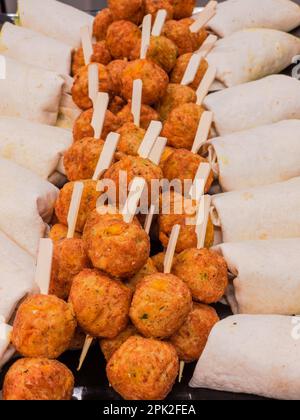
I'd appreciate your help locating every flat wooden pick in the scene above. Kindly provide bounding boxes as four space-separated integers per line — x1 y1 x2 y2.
138 121 163 159
164 224 181 274
152 9 168 36
140 14 152 59
189 162 211 202
91 92 109 140
190 1 217 33
88 63 99 108
93 132 120 181
122 178 146 224
131 79 143 128
148 136 167 165
80 25 93 66
196 195 212 249
181 53 204 86
67 182 84 239
144 203 156 235
196 65 217 105
77 335 94 371
197 34 218 56
191 111 213 154
35 238 54 295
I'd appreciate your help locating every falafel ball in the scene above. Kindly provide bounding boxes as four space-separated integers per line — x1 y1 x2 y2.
107 336 179 400
170 0 196 19
100 324 138 361
72 41 112 76
156 83 196 122
93 8 114 42
106 21 141 60
117 102 160 130
107 60 128 96
144 0 174 21
130 273 192 338
171 53 208 90
162 102 205 149
12 295 76 359
121 59 169 105
55 180 101 233
126 258 158 291
69 269 132 338
49 224 81 242
169 303 219 362
159 191 214 253
83 211 150 279
3 358 74 401
116 122 146 158
72 63 113 110
172 248 228 303
108 0 144 25
163 148 214 193
73 108 121 142
49 238 91 301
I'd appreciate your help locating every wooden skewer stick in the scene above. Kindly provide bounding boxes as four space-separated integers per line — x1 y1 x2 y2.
77 335 94 371
67 182 84 239
138 121 163 159
92 132 120 181
152 9 168 37
144 203 156 235
131 79 143 128
164 224 181 274
35 238 54 295
190 1 218 33
179 360 185 383
197 34 218 55
91 92 109 140
181 53 205 87
196 65 217 105
88 63 99 109
80 25 93 66
189 162 211 203
140 14 152 59
122 177 147 224
191 111 213 154
196 194 212 249
148 136 167 166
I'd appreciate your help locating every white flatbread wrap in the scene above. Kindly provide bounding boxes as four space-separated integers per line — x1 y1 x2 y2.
0 159 59 256
190 315 300 400
211 177 300 243
18 0 94 48
207 0 300 37
206 29 300 88
0 117 72 185
214 239 300 315
205 120 300 192
204 75 300 136
0 23 72 76
0 56 64 126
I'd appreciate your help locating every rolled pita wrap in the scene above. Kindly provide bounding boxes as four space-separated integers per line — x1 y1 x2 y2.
0 159 58 256
0 23 72 76
0 117 72 185
18 0 94 48
204 75 300 136
190 315 300 400
211 177 300 243
0 322 14 370
207 0 300 37
0 56 64 126
214 239 300 315
206 29 300 88
205 120 300 192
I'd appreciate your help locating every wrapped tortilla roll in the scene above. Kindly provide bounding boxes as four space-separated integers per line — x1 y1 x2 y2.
204 75 300 136
206 29 300 88
206 0 300 37
0 159 58 256
214 239 300 315
0 117 72 185
190 315 300 400
211 177 300 243
0 56 64 126
0 23 72 76
18 0 93 48
205 120 300 192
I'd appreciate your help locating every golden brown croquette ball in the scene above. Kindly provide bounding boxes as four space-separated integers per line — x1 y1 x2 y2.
109 95 127 115
107 60 128 96
162 102 205 149
93 8 114 42
83 211 150 279
72 63 113 110
126 258 158 291
107 336 179 400
73 108 122 142
108 0 144 25
156 83 196 122
116 122 146 158
49 224 81 242
171 53 208 90
144 0 174 21
64 137 106 181
172 248 228 303
3 358 74 401
12 295 76 359
169 303 219 362
121 59 169 105
69 269 132 338
69 326 87 351
55 180 102 233
49 238 91 301
72 41 112 76
170 0 196 19
100 324 138 361
117 102 160 130
151 252 178 273
106 21 142 60
130 273 192 338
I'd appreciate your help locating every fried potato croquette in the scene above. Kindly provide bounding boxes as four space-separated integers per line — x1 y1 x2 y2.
100 324 139 361
171 53 208 90
156 83 196 121
108 0 144 25
72 41 111 76
106 20 141 60
93 8 114 41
